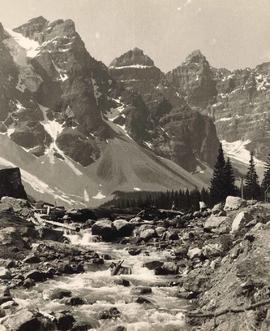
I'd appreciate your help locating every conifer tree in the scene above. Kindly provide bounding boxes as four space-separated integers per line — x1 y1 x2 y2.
224 157 237 197
209 143 227 204
245 152 261 200
261 154 270 193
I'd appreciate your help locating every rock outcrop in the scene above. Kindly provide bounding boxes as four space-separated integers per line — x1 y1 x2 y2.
0 168 27 199
109 48 220 171
166 49 270 167
166 50 217 108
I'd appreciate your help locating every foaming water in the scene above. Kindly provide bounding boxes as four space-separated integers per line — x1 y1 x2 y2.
13 229 187 330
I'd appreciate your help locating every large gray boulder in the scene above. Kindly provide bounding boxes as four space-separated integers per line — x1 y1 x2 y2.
113 219 134 237
137 225 157 241
2 308 54 331
231 211 253 233
204 215 228 230
224 196 247 211
91 219 117 241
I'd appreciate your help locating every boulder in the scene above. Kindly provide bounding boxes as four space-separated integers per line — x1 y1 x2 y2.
0 267 11 280
128 248 141 256
66 296 86 306
2 309 53 331
25 270 47 282
55 311 76 331
113 219 134 237
98 307 121 320
231 211 253 233
224 196 247 211
204 215 228 230
37 226 64 242
47 288 72 300
156 226 166 236
187 247 202 259
1 196 29 213
202 243 222 258
211 202 223 214
173 246 188 258
137 225 157 241
164 230 179 240
143 260 163 270
0 168 27 200
136 296 153 304
154 262 179 275
91 219 117 241
23 254 41 264
131 287 152 295
199 201 207 210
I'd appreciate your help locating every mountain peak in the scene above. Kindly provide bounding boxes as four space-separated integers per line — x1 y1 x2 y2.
185 49 207 64
110 47 154 68
28 16 48 25
14 16 48 38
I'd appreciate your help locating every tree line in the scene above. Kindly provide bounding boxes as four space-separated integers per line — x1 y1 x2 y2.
105 143 270 211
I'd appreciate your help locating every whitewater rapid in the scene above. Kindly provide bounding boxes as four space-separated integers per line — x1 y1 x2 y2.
13 230 188 331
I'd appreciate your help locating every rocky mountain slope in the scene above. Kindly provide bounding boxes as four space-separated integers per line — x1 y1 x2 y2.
166 50 270 177
0 17 220 206
109 48 219 172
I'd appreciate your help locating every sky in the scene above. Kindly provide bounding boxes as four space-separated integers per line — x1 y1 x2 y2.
1 0 270 72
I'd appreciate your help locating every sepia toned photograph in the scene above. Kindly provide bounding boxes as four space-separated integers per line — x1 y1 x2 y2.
0 0 269 330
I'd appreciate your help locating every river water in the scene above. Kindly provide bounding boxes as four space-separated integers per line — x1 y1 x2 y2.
13 230 188 331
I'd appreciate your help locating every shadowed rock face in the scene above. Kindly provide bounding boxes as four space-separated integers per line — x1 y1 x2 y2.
109 48 219 171
0 168 27 199
1 17 114 166
166 50 217 108
110 47 154 68
210 64 270 161
166 49 270 163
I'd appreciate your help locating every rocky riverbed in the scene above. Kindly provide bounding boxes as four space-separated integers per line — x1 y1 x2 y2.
0 195 269 330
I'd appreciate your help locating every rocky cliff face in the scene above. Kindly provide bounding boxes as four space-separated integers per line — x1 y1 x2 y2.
210 64 270 162
166 50 217 108
1 16 114 165
166 50 270 175
0 167 27 199
109 48 220 171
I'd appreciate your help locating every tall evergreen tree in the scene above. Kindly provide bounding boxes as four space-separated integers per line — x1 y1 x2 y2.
245 152 261 200
224 157 237 197
261 154 270 193
209 143 227 204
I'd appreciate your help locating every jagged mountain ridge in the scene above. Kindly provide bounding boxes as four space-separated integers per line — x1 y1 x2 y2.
166 50 270 178
108 48 220 171
0 16 219 206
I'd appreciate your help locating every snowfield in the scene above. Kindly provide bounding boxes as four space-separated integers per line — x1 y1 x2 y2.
92 191 106 200
222 140 265 167
5 28 40 58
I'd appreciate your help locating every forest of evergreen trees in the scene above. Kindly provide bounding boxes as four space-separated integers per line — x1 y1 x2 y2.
104 144 270 212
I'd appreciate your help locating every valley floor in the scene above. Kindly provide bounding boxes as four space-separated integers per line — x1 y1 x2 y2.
0 196 269 330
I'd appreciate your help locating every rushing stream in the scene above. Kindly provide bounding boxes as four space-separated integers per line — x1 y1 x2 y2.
12 230 188 331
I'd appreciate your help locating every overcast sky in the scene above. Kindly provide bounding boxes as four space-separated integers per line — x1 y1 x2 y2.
1 0 270 72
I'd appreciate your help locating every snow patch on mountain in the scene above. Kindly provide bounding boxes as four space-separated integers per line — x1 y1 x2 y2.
110 64 153 69
5 28 40 58
222 140 265 167
40 104 82 175
92 191 106 199
83 189 90 202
